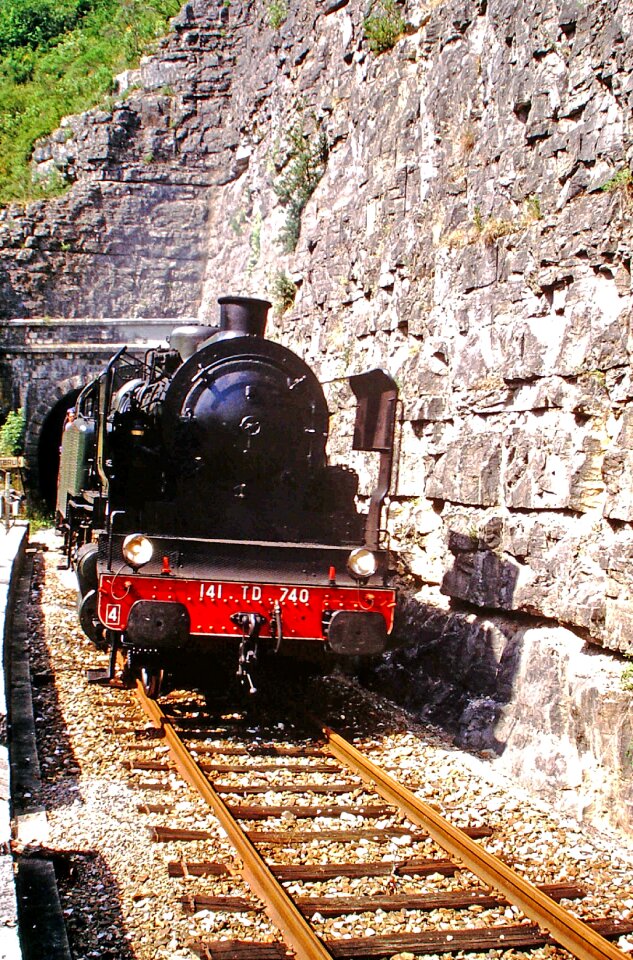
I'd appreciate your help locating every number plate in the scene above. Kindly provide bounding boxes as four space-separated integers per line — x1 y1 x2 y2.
98 574 395 640
199 583 311 604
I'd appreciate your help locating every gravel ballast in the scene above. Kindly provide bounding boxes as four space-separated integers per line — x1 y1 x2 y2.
12 530 633 960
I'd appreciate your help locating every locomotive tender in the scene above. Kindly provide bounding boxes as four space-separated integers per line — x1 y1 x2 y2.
57 296 398 695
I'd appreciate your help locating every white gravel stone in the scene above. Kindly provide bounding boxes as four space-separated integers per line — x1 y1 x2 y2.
17 529 633 960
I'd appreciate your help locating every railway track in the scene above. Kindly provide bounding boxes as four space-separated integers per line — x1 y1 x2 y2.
128 682 633 960
11 534 633 960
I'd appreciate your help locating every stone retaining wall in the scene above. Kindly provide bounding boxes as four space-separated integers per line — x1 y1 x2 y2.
0 0 632 828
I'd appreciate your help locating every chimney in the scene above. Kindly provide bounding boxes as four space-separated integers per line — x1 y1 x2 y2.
218 296 271 337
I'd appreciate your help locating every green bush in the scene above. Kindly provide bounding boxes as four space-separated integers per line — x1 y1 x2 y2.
0 0 90 55
364 0 406 54
25 499 54 531
601 166 633 194
266 0 287 29
274 121 328 253
270 270 297 314
0 0 180 205
0 408 25 455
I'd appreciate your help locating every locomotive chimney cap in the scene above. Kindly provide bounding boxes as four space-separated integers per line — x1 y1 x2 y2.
218 296 272 338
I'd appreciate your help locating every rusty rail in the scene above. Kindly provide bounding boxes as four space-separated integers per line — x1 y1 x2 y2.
131 679 629 960
135 682 334 960
323 725 629 960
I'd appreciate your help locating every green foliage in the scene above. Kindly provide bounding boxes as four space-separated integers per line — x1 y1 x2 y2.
601 166 633 194
524 193 542 221
274 120 328 253
247 212 262 273
33 166 70 199
364 0 405 54
0 408 25 455
447 191 545 249
0 0 180 205
623 661 633 692
230 210 246 235
266 0 287 29
0 0 90 55
25 499 54 531
270 270 297 315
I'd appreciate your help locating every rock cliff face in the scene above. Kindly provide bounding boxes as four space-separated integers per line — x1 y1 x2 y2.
1 0 633 827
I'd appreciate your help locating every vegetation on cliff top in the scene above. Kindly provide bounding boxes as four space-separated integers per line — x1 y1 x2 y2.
0 0 180 206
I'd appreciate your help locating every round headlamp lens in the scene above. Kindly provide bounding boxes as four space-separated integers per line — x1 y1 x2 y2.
122 534 153 568
347 547 378 579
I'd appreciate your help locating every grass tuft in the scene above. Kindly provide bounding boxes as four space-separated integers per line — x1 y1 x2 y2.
364 0 406 54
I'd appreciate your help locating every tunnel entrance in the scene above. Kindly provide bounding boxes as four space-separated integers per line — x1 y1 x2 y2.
38 391 80 509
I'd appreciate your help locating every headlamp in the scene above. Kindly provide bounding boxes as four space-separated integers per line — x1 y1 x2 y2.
347 547 378 580
122 534 153 569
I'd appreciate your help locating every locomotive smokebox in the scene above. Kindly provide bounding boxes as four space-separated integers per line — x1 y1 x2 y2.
218 296 271 338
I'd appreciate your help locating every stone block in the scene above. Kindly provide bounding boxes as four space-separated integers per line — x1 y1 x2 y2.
603 449 633 521
396 422 428 497
604 598 633 655
503 415 587 510
426 430 502 506
410 395 453 422
376 606 633 829
442 533 523 610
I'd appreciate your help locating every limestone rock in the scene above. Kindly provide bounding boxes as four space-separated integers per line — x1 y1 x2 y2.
2 0 633 827
2 0 633 649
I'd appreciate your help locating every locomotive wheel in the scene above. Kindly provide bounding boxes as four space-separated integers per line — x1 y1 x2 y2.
78 589 107 649
140 665 165 699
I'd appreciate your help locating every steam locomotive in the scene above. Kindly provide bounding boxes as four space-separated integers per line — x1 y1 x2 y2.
56 296 398 695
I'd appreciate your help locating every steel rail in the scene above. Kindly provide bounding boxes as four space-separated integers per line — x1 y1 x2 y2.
135 683 334 960
323 725 628 960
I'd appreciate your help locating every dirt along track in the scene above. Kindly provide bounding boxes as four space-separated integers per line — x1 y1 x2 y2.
10 528 633 960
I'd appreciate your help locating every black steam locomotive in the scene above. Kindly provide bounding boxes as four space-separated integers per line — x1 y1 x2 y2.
57 296 398 695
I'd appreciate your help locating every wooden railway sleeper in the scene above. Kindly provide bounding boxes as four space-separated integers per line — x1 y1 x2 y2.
135 681 335 960
322 725 632 960
133 685 632 960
